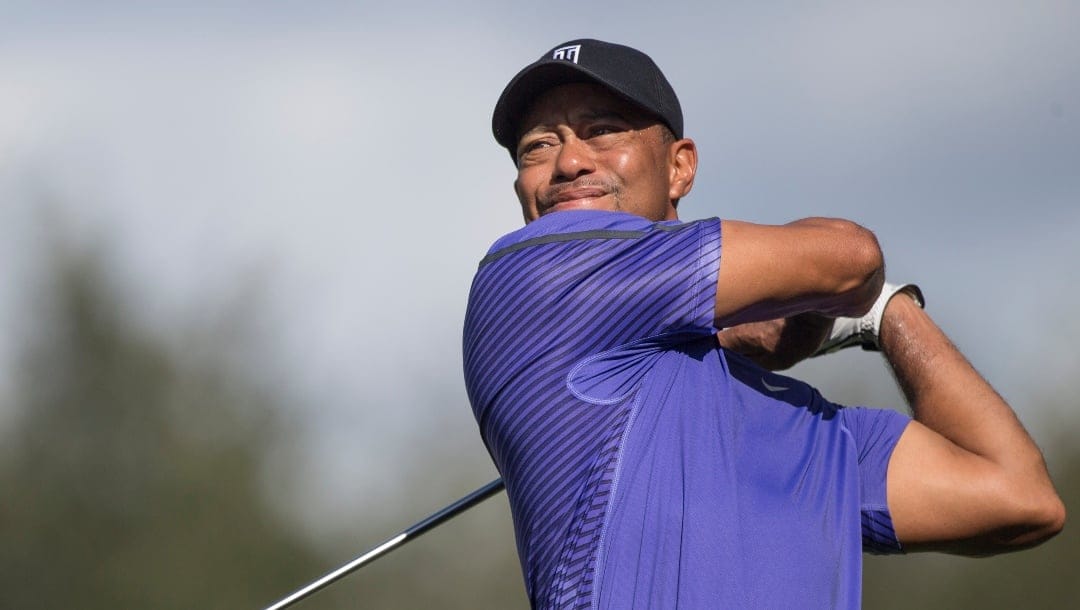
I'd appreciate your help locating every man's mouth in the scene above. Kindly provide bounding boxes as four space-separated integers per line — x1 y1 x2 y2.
541 186 610 213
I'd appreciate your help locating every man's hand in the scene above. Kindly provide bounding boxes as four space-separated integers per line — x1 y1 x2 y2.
718 313 833 370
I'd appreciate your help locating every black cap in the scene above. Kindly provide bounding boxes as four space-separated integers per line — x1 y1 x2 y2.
492 39 683 160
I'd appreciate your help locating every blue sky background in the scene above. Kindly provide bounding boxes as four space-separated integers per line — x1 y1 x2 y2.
1 1 1077 532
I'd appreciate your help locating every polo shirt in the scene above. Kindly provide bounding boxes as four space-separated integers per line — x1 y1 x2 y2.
463 210 909 609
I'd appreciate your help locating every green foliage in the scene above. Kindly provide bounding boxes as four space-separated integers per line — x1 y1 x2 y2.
0 248 325 609
0 237 529 609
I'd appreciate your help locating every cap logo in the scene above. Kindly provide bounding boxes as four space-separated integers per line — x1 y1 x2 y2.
551 44 581 64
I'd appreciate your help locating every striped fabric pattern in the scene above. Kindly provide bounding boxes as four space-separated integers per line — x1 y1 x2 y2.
464 209 910 609
862 508 904 554
463 210 721 608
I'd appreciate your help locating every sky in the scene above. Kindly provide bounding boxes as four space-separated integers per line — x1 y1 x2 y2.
1 0 1078 529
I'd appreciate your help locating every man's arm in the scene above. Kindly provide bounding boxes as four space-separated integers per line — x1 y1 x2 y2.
715 219 884 328
882 293 1065 554
716 313 833 370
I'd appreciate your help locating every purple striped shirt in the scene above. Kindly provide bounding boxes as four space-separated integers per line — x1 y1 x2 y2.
463 210 909 609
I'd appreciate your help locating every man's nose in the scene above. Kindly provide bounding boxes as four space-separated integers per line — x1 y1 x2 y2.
553 135 595 181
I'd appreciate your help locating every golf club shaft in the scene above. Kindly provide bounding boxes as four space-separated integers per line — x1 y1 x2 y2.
263 478 506 610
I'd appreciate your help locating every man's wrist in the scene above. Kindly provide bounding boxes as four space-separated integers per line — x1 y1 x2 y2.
812 282 924 356
862 283 924 350
878 288 925 352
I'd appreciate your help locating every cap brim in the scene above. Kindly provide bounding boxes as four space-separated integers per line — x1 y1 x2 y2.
492 61 623 154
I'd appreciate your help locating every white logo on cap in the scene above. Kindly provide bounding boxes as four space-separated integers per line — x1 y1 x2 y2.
552 44 581 64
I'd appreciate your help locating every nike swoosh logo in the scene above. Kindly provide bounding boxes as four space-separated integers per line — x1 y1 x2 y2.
762 377 789 393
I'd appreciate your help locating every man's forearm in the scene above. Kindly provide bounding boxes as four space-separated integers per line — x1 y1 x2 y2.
880 295 1042 467
879 293 1065 551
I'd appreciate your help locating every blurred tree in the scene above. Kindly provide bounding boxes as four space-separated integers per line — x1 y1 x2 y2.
0 229 529 610
0 242 326 609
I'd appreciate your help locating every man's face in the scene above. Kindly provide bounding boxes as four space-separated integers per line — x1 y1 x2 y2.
512 83 695 223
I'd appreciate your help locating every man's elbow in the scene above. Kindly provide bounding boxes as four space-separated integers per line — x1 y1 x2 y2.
819 219 884 316
1019 489 1066 547
983 478 1066 554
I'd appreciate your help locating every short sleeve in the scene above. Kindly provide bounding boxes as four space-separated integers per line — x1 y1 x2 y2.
654 217 722 333
570 216 720 336
469 212 722 350
840 406 912 554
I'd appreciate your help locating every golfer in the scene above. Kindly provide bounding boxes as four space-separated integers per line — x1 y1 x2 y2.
463 39 1064 609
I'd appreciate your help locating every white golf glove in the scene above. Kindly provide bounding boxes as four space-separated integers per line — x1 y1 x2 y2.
813 282 924 355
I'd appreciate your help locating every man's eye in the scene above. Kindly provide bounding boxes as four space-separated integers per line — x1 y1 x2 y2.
588 125 620 138
518 140 551 159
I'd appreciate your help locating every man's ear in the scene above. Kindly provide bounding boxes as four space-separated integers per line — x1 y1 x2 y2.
668 138 698 202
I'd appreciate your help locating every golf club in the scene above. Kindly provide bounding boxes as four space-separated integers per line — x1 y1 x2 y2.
262 478 506 610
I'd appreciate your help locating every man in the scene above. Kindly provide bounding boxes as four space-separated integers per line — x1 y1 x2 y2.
463 39 1063 609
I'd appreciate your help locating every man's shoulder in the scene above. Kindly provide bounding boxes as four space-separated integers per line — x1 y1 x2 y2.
481 211 717 265
486 210 654 253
